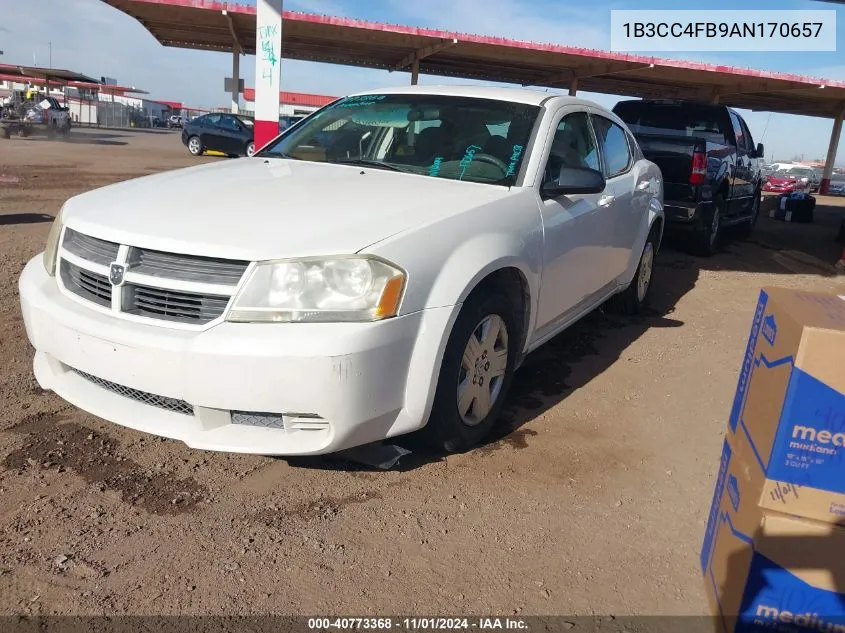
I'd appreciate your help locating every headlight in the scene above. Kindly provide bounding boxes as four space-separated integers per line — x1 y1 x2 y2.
226 255 406 323
42 205 64 276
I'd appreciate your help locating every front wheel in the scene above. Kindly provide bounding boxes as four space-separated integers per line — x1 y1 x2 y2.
245 141 255 157
424 291 518 453
187 135 203 156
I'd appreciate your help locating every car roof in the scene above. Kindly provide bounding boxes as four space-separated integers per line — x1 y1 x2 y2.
346 84 602 109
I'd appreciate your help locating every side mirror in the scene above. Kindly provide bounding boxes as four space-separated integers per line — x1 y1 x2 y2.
541 166 606 199
756 143 764 159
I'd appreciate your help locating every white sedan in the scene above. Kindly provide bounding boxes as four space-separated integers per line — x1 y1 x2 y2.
18 85 664 456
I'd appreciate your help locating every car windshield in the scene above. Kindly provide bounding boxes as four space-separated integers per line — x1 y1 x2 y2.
256 94 542 186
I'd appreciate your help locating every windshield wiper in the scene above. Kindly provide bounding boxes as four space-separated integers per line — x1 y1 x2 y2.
262 151 302 160
332 158 408 173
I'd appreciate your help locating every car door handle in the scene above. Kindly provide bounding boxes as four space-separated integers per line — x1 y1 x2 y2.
599 195 615 207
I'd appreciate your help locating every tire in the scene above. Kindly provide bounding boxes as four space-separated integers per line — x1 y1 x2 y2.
607 224 659 316
245 141 255 157
187 135 203 156
693 194 724 257
1 128 9 140
736 191 761 241
424 291 519 453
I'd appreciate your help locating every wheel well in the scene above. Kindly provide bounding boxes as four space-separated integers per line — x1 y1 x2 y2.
466 267 530 356
651 216 664 251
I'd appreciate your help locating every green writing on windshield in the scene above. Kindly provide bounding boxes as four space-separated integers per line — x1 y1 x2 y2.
337 95 388 108
458 145 483 180
429 156 444 177
505 144 524 177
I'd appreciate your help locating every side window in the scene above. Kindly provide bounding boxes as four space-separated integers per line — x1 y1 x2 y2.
543 112 599 186
205 113 222 127
729 111 747 152
219 115 241 131
592 115 632 178
739 118 755 154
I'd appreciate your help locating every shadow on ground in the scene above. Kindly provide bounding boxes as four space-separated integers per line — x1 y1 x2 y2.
0 212 54 226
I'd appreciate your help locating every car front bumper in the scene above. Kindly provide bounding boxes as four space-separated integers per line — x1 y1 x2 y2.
18 256 456 456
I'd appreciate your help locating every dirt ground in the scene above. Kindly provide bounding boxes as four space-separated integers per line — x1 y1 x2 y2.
1 127 844 618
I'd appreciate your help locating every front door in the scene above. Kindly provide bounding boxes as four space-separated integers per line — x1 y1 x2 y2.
535 110 616 332
216 115 246 155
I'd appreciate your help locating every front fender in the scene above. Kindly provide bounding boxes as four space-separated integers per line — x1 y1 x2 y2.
427 233 540 311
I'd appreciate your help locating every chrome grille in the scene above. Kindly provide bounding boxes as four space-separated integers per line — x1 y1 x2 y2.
127 247 249 285
57 229 249 326
123 284 230 324
62 227 120 265
60 260 111 308
69 367 194 416
232 412 287 429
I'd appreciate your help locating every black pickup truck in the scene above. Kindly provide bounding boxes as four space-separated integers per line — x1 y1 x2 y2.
612 99 764 256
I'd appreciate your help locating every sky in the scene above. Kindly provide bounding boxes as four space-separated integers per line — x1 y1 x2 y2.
2 0 845 164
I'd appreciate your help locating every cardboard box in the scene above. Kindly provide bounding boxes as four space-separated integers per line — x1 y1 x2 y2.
726 287 845 526
702 440 845 633
701 287 845 632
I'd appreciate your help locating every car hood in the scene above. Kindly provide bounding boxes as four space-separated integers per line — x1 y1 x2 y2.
62 158 514 261
766 177 794 185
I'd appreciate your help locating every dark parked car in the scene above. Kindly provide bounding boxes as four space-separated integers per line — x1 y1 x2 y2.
613 99 764 256
181 112 256 157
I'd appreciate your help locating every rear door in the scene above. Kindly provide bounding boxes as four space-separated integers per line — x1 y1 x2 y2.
728 110 753 216
590 111 642 279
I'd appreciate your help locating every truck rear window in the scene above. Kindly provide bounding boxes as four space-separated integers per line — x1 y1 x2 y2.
613 102 729 145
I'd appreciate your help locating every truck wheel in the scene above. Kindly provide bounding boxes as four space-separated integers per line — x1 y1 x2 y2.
607 224 659 315
187 135 203 156
736 191 760 241
693 195 724 257
424 291 518 453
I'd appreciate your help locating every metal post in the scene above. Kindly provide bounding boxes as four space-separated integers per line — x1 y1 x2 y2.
819 109 844 195
231 48 240 114
411 58 419 85
568 78 578 97
254 0 282 148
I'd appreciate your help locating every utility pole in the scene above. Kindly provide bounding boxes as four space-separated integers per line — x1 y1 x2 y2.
49 42 52 68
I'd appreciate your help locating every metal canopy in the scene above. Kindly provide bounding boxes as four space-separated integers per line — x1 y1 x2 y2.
101 0 845 118
0 63 100 84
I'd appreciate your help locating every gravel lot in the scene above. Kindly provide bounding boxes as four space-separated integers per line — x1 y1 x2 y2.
1 127 843 617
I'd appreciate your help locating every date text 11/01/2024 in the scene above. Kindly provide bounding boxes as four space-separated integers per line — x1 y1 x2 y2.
307 618 529 630
622 21 824 38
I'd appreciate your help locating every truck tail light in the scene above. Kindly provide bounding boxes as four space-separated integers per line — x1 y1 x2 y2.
690 150 706 185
